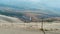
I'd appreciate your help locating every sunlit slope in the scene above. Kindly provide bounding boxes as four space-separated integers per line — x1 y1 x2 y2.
0 15 23 23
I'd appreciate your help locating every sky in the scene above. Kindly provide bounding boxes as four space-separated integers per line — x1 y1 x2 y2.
0 0 60 10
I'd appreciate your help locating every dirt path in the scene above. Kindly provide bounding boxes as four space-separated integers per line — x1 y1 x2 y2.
0 28 41 34
0 23 60 34
0 28 60 34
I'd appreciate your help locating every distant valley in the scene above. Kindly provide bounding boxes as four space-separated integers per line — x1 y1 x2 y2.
0 7 60 23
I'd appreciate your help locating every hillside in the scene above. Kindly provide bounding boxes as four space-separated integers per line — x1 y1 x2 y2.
0 7 60 22
0 15 23 23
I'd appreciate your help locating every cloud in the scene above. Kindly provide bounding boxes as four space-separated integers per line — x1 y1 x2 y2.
41 0 60 8
0 0 59 7
0 0 60 11
0 0 43 9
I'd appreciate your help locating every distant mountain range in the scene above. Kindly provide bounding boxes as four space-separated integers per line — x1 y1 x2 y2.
0 6 60 22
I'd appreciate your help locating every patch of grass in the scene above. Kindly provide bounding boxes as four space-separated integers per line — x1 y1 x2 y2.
39 28 59 31
40 28 49 31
